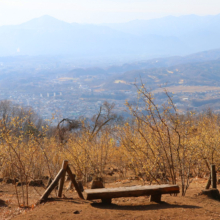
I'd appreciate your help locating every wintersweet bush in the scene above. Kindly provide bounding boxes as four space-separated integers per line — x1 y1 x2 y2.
1 86 220 202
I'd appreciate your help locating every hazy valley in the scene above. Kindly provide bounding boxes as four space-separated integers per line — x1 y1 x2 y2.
1 47 220 119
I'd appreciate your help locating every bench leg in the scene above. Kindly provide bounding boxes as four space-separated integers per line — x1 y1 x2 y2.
101 198 112 204
150 194 161 203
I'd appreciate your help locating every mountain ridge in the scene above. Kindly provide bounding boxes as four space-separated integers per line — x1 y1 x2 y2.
0 14 220 59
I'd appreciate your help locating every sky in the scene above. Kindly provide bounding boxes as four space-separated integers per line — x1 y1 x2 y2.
0 0 220 26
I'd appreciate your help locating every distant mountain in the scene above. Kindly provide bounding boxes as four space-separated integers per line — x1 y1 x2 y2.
104 14 220 53
0 14 220 59
104 14 220 36
0 15 178 58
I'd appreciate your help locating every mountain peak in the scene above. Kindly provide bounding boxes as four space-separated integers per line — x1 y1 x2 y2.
19 15 71 29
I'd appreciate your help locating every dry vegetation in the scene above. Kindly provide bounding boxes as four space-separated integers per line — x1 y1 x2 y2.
1 83 220 211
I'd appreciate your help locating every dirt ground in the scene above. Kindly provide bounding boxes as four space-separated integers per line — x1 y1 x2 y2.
1 177 220 220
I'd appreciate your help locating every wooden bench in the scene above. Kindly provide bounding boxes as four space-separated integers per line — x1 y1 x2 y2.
84 184 179 204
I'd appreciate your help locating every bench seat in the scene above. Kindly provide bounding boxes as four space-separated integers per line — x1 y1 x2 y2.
84 184 179 203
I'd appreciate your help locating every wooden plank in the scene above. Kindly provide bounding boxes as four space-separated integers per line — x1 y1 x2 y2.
66 165 84 200
39 168 65 203
85 185 179 200
58 160 68 197
211 164 217 189
205 174 211 189
85 185 179 194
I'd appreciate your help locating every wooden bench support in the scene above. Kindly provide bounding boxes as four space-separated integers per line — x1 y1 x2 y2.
66 165 84 199
58 160 68 197
38 160 84 204
101 198 112 204
39 166 66 203
150 194 161 203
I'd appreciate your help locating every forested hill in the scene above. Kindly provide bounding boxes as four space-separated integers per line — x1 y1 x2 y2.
102 59 220 91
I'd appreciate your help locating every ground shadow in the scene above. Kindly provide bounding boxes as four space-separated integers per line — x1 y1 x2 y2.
0 199 7 207
46 197 90 204
91 201 201 211
199 189 220 201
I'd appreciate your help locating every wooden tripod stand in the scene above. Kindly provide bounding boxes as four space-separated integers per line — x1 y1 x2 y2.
38 160 84 204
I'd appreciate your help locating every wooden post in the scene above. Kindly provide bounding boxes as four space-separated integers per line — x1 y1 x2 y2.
58 160 68 197
39 168 65 203
150 194 162 203
77 181 84 192
205 175 211 189
211 164 217 189
66 165 84 199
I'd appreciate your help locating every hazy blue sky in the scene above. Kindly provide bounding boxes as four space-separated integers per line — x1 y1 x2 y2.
0 0 220 26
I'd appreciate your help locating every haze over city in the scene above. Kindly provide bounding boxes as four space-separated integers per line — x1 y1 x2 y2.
0 0 220 119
